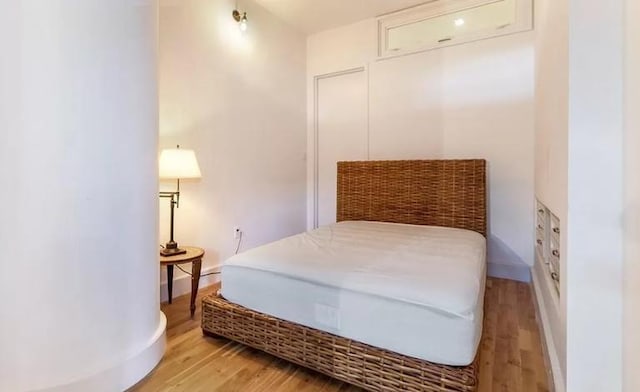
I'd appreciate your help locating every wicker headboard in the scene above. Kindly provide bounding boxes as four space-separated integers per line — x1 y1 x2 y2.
336 159 487 237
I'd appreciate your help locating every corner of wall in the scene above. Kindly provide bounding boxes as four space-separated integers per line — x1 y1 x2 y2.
531 263 566 392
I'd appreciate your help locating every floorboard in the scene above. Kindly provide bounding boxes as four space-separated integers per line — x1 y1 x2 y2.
132 278 551 392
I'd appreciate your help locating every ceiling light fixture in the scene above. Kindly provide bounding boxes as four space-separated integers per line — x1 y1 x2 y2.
454 18 465 27
232 9 248 32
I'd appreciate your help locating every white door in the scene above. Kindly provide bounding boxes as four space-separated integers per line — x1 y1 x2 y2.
315 69 368 227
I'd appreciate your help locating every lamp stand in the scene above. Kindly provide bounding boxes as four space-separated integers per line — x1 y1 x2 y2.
160 179 187 257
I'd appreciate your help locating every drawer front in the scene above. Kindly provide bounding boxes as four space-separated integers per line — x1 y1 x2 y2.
535 246 545 265
550 213 560 241
548 258 560 294
549 245 560 267
549 214 560 295
549 239 560 292
536 201 547 229
536 229 546 263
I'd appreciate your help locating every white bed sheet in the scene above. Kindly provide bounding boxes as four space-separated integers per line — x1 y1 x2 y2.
221 220 486 366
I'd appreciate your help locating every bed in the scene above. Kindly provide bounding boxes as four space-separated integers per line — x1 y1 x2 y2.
202 159 487 392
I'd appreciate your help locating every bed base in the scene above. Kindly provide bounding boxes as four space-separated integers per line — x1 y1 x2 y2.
202 295 478 392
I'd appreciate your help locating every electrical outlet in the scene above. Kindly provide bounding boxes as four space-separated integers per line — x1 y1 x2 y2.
234 226 241 239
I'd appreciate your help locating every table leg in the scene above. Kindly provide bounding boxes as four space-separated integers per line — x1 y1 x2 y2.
167 264 174 304
190 259 202 318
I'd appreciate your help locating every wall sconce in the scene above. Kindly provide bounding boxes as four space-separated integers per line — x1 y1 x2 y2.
232 9 248 32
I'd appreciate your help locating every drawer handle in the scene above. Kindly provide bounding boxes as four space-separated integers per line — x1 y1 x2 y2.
538 209 545 214
537 224 544 230
552 250 560 257
551 272 559 281
536 239 543 245
553 227 560 234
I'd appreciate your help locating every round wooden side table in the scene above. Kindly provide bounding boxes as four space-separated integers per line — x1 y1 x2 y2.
160 246 205 318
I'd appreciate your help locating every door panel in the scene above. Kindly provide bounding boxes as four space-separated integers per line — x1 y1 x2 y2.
316 70 368 227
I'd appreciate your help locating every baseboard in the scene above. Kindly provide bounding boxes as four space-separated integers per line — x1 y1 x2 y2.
160 264 221 303
531 268 565 392
487 261 531 282
45 312 166 392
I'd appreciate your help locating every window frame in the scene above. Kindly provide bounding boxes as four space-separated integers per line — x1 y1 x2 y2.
377 0 533 59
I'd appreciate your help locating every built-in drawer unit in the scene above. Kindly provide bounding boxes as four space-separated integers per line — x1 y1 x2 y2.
535 199 560 296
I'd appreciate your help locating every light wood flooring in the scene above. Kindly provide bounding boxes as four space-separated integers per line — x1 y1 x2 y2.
132 278 551 392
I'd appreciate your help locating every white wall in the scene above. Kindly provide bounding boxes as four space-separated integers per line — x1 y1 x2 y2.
158 0 307 297
565 0 625 389
623 0 640 390
532 0 568 387
307 19 535 281
0 1 164 390
534 0 628 390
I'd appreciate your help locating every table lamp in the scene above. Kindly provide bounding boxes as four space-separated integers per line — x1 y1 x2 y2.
159 145 201 256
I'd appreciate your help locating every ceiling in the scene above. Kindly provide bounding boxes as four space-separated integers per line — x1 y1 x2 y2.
254 0 430 34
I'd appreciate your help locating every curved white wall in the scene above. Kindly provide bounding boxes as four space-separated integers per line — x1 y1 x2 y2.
625 2 640 391
0 1 165 391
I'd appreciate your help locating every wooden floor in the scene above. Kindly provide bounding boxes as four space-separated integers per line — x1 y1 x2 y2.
132 278 551 392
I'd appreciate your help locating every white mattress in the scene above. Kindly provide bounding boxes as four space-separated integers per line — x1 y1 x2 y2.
221 221 486 366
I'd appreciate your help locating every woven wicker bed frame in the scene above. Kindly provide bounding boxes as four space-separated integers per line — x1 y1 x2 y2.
202 159 487 392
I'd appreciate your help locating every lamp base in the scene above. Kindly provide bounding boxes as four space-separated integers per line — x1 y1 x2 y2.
160 241 187 257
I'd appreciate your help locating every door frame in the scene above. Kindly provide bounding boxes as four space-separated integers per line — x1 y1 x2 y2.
312 66 368 229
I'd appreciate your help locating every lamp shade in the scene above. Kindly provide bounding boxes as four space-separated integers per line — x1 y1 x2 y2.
159 148 201 179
